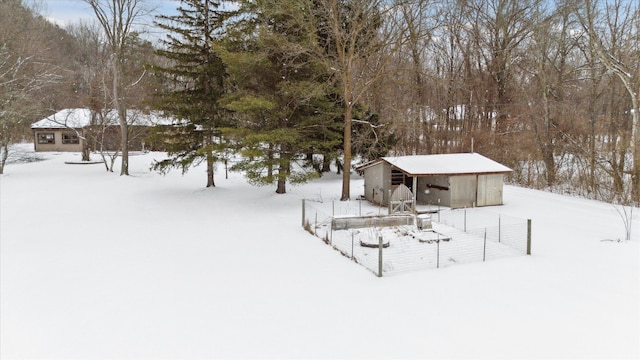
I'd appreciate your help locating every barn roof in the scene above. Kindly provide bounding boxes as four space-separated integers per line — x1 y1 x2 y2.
31 108 178 129
358 153 512 176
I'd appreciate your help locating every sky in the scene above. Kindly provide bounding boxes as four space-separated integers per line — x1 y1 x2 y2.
34 0 180 40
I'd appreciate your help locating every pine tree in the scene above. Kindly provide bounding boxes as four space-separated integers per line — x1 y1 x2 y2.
150 0 235 187
220 0 340 194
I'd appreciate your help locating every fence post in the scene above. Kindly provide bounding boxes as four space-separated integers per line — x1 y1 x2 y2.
464 208 467 232
436 236 440 269
483 228 487 262
498 214 501 243
351 232 354 260
378 235 383 277
527 219 532 255
302 199 305 227
330 221 333 246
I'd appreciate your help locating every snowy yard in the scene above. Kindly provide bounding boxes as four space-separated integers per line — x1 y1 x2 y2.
1 145 638 359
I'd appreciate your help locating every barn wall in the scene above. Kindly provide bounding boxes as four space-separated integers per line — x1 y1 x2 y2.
363 163 388 205
417 176 450 206
450 175 477 208
382 164 391 204
477 174 504 206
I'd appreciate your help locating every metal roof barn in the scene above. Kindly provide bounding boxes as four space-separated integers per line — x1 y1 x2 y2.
356 153 512 209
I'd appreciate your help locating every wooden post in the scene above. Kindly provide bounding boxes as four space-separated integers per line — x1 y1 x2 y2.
412 176 418 213
378 235 383 277
436 235 440 269
301 199 305 227
527 219 532 255
464 208 467 232
351 232 355 260
483 228 487 262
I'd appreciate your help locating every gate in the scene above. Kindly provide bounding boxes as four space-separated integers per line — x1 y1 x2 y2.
389 184 414 214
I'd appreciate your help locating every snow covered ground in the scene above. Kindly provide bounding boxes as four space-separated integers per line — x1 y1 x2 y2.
1 145 638 359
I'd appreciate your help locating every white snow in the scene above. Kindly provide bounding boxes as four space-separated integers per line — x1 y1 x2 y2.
373 153 513 175
1 144 638 359
30 108 178 129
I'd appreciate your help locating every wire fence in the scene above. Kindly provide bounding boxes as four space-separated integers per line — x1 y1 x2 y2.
302 200 531 276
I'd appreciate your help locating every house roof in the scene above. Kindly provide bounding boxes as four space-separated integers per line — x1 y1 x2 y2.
358 153 512 176
31 108 178 129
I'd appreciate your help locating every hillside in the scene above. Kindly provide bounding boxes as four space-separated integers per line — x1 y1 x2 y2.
1 145 638 359
0 0 86 138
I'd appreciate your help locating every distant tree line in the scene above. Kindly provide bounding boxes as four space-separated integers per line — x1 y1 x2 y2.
0 0 638 205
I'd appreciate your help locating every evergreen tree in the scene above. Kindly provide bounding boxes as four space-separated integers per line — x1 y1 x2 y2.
221 0 340 194
150 0 234 187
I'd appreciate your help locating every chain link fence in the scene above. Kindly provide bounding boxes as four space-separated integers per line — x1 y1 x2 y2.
302 200 531 276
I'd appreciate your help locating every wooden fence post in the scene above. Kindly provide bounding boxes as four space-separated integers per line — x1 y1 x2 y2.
378 235 383 277
527 219 532 255
436 236 440 269
483 228 487 262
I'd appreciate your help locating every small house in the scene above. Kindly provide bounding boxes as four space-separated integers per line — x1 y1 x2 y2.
357 153 512 209
31 108 175 152
31 108 90 152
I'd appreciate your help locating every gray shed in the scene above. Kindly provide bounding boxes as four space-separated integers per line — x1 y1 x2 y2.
356 153 512 209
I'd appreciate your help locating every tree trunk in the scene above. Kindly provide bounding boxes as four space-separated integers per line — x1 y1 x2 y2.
322 154 331 172
276 145 289 194
341 103 353 200
276 177 286 194
631 100 639 203
0 143 8 175
267 143 273 178
206 132 215 187
206 154 215 188
81 133 91 162
542 86 556 186
113 59 128 176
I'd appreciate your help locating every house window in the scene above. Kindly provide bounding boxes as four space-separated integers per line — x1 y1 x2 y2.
62 132 79 144
37 133 55 144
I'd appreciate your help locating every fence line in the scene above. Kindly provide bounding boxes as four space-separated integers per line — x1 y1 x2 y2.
302 199 531 276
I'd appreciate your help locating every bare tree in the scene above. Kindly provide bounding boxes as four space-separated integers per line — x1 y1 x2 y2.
313 0 407 200
578 0 640 203
83 0 152 175
515 1 581 187
0 0 62 174
461 0 542 164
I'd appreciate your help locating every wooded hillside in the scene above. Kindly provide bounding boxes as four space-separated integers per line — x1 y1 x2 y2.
1 0 638 205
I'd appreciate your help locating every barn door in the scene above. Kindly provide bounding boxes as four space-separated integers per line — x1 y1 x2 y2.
477 175 488 206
